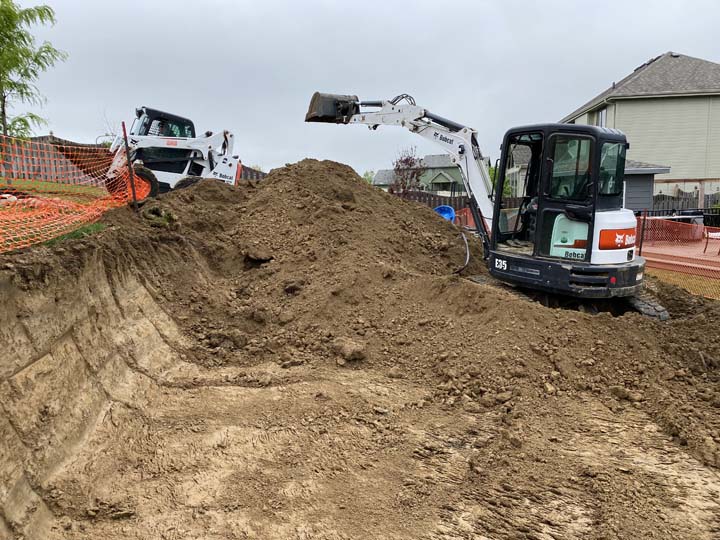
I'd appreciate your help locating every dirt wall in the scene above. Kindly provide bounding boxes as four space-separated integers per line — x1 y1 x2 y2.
0 246 187 538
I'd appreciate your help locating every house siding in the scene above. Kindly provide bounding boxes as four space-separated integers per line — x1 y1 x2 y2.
613 96 719 181
606 103 616 128
707 96 720 177
420 167 462 186
574 113 590 125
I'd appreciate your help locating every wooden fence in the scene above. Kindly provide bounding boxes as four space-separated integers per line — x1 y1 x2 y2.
396 190 524 212
396 190 470 210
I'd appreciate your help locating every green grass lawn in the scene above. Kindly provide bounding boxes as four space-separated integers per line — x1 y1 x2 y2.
43 223 107 246
648 268 720 300
1 177 107 202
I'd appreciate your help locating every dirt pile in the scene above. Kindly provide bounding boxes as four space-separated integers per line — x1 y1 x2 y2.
1 159 719 539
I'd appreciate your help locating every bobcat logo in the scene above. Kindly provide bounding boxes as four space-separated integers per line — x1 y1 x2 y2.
615 232 636 247
433 131 454 145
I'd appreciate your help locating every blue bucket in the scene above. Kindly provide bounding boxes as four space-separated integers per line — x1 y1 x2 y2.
434 205 456 222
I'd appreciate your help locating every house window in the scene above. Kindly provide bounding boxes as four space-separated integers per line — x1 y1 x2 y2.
595 107 607 128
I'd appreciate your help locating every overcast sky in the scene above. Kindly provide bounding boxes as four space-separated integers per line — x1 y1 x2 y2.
20 0 720 175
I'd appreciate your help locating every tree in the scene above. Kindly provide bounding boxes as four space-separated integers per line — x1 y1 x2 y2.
0 1 66 137
362 170 374 184
391 146 421 194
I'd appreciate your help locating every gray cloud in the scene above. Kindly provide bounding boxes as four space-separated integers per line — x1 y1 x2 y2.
22 0 720 174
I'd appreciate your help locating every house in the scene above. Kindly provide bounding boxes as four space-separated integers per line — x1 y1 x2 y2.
561 51 720 207
372 154 467 195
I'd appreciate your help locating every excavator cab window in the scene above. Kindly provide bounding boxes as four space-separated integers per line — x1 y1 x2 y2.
546 136 592 201
599 143 624 195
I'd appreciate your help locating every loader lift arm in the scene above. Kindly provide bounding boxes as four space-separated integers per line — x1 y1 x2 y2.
306 93 495 242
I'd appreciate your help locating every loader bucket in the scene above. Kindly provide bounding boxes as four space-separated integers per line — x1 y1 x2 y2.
305 92 360 124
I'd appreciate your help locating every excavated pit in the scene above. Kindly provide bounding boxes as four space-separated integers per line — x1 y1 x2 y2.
1 159 720 539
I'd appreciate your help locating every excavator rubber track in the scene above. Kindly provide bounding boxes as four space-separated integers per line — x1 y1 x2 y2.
625 290 670 320
466 274 670 320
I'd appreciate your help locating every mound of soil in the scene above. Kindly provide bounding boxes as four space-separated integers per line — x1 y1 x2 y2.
1 159 719 539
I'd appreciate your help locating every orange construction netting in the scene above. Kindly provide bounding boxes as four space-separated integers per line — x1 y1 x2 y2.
638 216 720 300
0 134 148 253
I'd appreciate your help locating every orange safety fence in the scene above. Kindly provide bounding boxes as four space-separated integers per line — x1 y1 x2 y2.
0 134 145 253
454 207 476 230
638 216 720 300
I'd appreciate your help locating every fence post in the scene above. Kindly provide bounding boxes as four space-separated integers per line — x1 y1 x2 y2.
121 121 139 213
638 210 648 256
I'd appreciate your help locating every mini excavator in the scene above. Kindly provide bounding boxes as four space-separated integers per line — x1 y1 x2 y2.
305 92 668 319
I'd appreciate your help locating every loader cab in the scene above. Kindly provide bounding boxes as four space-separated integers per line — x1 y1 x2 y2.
130 107 196 139
488 124 639 298
130 107 197 178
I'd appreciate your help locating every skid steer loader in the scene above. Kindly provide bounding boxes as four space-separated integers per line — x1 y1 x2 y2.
305 92 669 319
107 106 244 198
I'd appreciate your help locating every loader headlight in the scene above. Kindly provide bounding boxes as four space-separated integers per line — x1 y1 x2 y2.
636 272 643 281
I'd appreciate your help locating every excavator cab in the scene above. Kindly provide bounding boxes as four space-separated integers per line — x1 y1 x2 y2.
488 124 642 298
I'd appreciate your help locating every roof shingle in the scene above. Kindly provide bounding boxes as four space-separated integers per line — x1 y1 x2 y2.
562 52 720 122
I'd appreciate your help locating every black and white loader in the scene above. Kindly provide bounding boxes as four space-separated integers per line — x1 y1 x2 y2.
108 106 244 197
305 92 668 319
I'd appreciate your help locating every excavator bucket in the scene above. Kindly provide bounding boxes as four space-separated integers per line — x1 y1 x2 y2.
305 92 360 124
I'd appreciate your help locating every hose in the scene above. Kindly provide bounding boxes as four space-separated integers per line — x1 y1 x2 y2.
453 231 471 274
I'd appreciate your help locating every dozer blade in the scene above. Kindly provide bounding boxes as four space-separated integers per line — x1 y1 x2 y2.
305 92 360 124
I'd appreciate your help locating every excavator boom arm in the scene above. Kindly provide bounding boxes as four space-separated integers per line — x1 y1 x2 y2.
306 93 495 236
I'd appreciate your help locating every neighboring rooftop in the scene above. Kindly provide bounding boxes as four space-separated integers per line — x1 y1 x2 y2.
372 169 397 186
625 159 670 176
420 154 455 168
562 52 720 122
372 154 458 186
510 145 532 166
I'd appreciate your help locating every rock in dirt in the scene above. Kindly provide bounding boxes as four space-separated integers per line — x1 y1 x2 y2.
333 337 367 364
283 279 305 295
387 366 403 379
244 247 274 264
609 385 644 402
